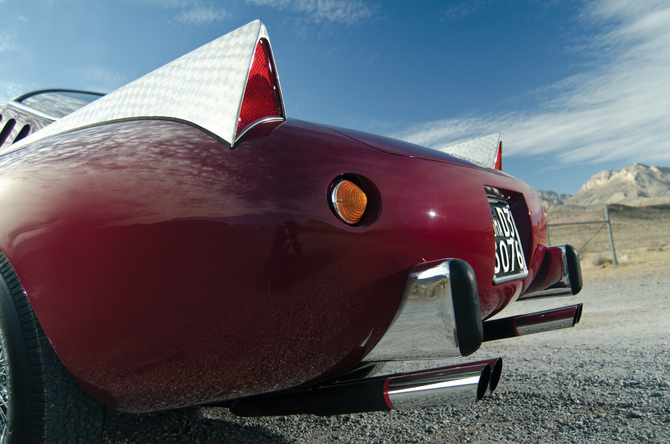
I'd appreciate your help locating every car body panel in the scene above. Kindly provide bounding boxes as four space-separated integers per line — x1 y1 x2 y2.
0 115 546 412
0 19 567 415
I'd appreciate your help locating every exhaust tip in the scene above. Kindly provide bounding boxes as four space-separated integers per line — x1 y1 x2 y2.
476 364 491 400
574 303 584 326
230 361 496 416
488 358 503 392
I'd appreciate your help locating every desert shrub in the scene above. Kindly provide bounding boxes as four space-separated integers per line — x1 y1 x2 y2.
592 255 613 266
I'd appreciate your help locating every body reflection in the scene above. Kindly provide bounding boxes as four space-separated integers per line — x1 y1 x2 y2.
264 220 303 292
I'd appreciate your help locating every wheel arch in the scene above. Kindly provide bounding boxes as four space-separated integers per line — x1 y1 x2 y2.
0 248 105 442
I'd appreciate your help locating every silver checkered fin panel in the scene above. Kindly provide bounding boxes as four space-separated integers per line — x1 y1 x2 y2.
6 20 276 153
437 133 502 169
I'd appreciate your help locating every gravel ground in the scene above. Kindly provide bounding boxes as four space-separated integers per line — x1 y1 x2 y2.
101 253 670 443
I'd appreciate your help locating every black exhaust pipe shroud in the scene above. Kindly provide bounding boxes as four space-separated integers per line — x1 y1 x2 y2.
230 360 496 417
483 303 583 342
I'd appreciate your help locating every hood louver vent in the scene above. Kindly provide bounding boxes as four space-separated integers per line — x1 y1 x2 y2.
0 117 33 149
0 118 15 146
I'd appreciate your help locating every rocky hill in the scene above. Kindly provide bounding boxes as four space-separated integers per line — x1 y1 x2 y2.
539 163 670 207
535 190 572 204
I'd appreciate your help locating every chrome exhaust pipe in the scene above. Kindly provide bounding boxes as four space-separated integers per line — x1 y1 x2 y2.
229 361 494 417
384 363 490 410
483 303 583 342
420 358 503 393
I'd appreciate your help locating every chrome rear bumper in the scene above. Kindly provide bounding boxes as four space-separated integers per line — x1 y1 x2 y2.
363 259 483 362
521 244 583 299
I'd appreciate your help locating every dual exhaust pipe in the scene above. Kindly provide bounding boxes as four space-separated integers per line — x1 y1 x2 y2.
230 304 583 417
230 358 503 417
230 249 584 418
483 303 583 342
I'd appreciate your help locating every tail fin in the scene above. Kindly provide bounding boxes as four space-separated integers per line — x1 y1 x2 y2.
11 20 285 149
438 133 503 170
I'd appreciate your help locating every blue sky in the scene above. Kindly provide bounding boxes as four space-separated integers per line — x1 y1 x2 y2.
1 0 669 194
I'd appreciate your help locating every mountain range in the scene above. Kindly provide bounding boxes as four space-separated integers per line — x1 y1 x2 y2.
537 163 670 207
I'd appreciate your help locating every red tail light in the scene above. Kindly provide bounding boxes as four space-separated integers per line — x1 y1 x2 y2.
237 39 284 137
494 140 503 171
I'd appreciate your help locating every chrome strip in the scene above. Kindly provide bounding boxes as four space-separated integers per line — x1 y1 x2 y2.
364 260 460 361
514 304 582 336
494 271 529 285
262 32 286 125
515 316 575 336
526 287 572 298
6 101 58 122
483 303 582 342
12 88 105 103
233 116 285 142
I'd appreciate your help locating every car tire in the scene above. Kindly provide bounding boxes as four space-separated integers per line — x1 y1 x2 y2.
0 252 104 444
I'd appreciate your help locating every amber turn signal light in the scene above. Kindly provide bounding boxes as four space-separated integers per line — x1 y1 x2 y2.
332 180 368 224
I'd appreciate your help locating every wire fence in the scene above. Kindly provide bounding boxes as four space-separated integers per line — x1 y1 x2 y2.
545 203 670 266
548 205 618 265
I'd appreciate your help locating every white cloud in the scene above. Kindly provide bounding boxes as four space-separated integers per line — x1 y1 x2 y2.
131 0 228 25
0 80 29 103
395 0 670 166
133 0 192 7
246 0 375 25
0 33 17 54
443 0 490 21
68 66 129 92
174 5 227 25
0 33 25 100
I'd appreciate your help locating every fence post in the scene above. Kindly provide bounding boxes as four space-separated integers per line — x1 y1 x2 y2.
604 204 618 265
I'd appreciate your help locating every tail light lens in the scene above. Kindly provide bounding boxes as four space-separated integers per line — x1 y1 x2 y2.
332 180 368 225
494 140 503 171
236 39 284 137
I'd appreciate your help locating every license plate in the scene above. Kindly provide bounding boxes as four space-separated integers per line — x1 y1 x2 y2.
490 200 528 284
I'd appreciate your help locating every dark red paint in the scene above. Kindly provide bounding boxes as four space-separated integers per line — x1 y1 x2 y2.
0 116 547 412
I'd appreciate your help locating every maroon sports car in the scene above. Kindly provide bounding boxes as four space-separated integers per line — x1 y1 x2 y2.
0 20 582 443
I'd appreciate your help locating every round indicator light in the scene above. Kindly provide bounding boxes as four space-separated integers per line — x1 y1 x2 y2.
332 180 368 224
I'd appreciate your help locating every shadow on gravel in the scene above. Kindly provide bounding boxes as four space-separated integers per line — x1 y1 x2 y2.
102 406 291 444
